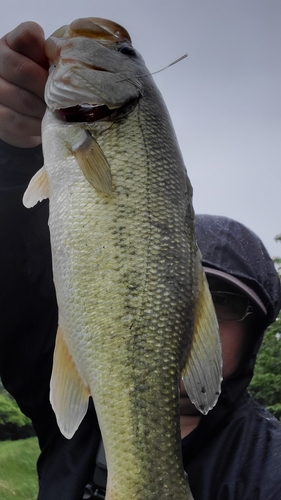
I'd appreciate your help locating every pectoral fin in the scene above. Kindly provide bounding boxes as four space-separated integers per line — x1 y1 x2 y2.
182 251 222 414
72 131 112 194
50 325 90 439
23 166 50 208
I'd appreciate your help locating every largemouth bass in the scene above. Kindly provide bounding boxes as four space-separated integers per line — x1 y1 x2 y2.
23 18 222 500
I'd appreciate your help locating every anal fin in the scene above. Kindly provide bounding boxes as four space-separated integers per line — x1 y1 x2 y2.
50 325 90 439
182 251 222 414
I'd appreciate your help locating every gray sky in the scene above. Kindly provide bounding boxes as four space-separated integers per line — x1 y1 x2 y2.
1 0 280 257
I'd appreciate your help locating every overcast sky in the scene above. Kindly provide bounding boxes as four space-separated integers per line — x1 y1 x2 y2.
1 0 280 257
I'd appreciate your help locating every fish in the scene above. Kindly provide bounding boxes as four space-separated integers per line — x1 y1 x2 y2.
23 18 222 500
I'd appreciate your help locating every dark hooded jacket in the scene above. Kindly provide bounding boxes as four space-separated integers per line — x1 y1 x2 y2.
0 140 100 500
0 140 280 500
183 215 281 499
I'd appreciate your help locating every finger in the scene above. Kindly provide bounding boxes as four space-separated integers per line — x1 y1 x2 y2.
0 24 48 100
5 22 49 69
0 104 42 148
0 77 46 119
0 44 48 101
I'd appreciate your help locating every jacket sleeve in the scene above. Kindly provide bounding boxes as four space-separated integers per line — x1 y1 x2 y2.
0 138 58 427
0 139 103 497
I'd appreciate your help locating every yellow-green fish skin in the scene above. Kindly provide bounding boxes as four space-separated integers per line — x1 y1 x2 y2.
45 90 193 499
24 18 222 500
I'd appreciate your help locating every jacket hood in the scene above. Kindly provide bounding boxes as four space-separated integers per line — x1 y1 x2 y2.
196 214 281 327
184 214 281 450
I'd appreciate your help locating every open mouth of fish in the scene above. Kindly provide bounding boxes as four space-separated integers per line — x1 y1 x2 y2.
55 97 139 123
55 103 115 123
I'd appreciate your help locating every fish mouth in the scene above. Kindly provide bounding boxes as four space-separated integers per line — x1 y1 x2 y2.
55 104 115 123
55 98 139 123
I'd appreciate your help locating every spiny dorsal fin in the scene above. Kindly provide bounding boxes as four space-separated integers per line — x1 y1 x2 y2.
72 132 112 194
23 166 50 208
182 251 222 414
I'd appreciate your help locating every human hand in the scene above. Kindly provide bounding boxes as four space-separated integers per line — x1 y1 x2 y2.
0 22 49 148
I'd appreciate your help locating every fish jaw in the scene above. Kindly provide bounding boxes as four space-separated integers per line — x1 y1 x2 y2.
44 18 145 112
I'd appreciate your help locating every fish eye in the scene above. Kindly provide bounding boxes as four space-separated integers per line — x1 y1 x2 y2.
119 45 136 56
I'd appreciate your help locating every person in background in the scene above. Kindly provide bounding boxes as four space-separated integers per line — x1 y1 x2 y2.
0 22 280 500
182 214 281 499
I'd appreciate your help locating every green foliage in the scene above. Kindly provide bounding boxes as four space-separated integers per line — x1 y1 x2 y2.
0 394 30 426
249 239 281 419
249 315 281 418
274 257 281 276
274 235 281 275
0 437 39 499
0 380 34 441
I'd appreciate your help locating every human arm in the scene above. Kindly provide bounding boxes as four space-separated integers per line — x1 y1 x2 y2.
0 138 58 432
0 142 101 492
0 21 54 434
0 23 103 498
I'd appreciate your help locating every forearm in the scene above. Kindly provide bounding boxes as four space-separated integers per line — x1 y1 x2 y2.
0 138 57 424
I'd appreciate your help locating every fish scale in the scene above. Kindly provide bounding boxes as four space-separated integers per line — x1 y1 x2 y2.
23 17 222 500
51 93 191 499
